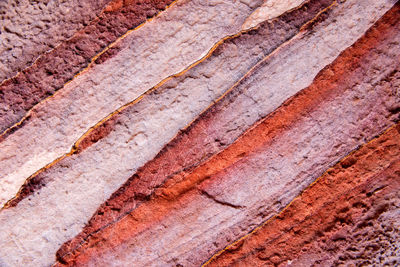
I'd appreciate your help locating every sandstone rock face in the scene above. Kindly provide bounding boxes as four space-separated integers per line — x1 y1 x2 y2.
0 0 399 266
242 0 306 29
0 0 176 134
0 0 110 82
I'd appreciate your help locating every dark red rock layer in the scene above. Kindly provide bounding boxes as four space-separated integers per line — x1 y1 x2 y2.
54 3 400 265
0 0 175 135
5 0 335 212
207 123 400 267
0 0 110 82
49 0 337 260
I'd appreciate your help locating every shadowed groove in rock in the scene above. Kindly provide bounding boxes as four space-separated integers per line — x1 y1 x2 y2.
206 123 400 266
0 0 177 135
1 0 333 210
52 3 400 265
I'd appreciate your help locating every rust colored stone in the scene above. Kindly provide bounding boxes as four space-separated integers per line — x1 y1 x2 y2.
207 124 400 266
0 0 175 134
54 4 400 265
52 0 337 260
73 116 119 154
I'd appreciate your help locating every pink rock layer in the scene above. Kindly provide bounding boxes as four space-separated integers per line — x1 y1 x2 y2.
0 0 175 134
54 3 400 265
208 123 400 267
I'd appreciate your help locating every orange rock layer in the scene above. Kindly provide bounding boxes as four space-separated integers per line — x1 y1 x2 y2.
1 1 399 266
208 124 400 267
55 3 400 265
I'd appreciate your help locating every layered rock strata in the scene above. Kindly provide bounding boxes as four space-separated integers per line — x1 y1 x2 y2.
208 124 400 266
0 0 399 266
0 0 265 207
0 0 110 81
0 0 176 133
51 3 400 265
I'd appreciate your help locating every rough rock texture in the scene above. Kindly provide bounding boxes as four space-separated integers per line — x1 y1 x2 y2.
242 0 305 29
0 0 399 266
0 0 178 134
209 124 400 267
50 3 400 265
0 0 110 82
7 0 336 212
0 0 265 208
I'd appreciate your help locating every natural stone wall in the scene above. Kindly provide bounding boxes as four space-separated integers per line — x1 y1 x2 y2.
0 0 264 208
0 0 176 134
0 0 110 82
209 124 400 266
0 0 398 266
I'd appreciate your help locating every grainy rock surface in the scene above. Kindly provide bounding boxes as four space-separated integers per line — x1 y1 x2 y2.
0 0 264 208
210 124 400 267
0 0 399 266
242 0 305 29
50 4 400 265
0 0 176 134
0 0 110 82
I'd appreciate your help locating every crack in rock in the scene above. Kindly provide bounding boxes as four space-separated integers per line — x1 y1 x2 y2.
200 189 245 210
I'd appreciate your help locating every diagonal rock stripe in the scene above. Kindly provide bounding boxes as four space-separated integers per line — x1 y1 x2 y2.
52 3 400 264
1 0 399 266
0 0 267 208
207 123 400 266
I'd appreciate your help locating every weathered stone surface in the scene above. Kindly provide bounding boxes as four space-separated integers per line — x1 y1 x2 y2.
242 0 305 29
0 0 399 266
0 0 176 134
0 0 110 82
0 0 265 208
48 4 400 264
50 0 337 257
209 124 400 266
8 0 335 212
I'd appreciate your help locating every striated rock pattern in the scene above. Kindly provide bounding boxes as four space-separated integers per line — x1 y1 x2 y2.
0 0 110 81
0 0 399 266
0 0 176 134
209 124 400 266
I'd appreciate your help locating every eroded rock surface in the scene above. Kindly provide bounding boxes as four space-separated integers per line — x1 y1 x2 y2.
0 0 265 208
0 0 110 82
0 0 176 134
209 125 400 267
0 0 399 266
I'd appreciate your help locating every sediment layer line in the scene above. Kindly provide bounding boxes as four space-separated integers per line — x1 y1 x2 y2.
206 123 400 266
0 0 265 208
53 2 400 265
